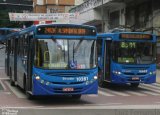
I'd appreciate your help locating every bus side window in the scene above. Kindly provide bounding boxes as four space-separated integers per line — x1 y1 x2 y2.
10 39 14 55
97 38 103 61
23 34 30 63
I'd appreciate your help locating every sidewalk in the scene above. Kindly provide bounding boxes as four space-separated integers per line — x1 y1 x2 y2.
157 69 160 83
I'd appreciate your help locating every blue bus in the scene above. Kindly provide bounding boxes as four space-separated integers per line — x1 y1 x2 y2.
97 32 156 88
5 24 98 99
0 28 20 44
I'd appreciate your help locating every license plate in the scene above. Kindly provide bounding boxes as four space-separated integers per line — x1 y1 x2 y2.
63 88 74 92
132 77 139 80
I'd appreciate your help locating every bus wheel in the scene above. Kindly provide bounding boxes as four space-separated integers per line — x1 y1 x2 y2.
72 95 81 100
10 77 15 86
130 83 139 88
98 77 105 88
26 92 34 100
24 78 34 100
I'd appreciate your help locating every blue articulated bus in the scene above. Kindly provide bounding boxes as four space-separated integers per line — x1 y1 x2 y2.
0 28 20 44
5 24 98 99
97 32 156 88
5 31 19 77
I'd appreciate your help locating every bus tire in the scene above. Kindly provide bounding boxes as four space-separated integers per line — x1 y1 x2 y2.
130 83 139 88
24 77 34 100
26 92 34 100
10 68 15 86
72 95 81 100
98 76 105 88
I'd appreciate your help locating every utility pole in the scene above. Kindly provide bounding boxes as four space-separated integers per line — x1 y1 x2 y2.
101 0 104 32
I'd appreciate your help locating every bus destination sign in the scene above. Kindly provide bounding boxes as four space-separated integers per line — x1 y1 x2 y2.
37 26 96 36
120 34 152 40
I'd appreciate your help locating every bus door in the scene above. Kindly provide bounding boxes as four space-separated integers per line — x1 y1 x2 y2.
104 39 112 81
5 40 11 76
14 38 18 82
26 35 34 92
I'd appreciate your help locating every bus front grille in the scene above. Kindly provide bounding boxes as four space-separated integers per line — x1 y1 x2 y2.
46 72 88 77
51 82 84 85
123 72 147 76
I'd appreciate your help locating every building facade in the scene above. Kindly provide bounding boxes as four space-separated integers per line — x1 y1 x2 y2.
70 0 160 34
70 0 160 65
33 0 78 13
0 0 33 12
70 0 125 32
0 0 33 27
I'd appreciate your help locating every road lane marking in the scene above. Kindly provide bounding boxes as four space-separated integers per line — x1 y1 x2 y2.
0 67 5 69
140 85 160 93
5 81 26 98
99 87 130 96
0 92 12 95
139 90 160 96
98 90 115 97
87 94 98 97
141 84 160 90
152 83 160 87
0 78 9 80
0 80 6 90
84 103 123 106
125 90 147 96
100 88 130 96
0 106 45 109
5 105 160 109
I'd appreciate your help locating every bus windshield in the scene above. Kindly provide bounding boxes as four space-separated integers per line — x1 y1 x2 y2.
34 39 97 69
112 41 156 64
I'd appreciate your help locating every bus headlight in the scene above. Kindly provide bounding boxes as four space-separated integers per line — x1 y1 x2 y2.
85 78 96 85
94 76 98 80
149 71 156 75
113 71 121 75
85 81 90 85
46 82 50 85
41 80 44 84
34 74 40 80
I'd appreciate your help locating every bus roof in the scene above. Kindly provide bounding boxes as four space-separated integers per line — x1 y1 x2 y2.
0 28 21 42
98 32 155 36
18 24 97 39
18 24 97 34
34 23 96 28
98 32 156 42
6 24 97 40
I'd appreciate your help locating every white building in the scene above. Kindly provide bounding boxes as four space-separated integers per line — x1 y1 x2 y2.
70 0 126 32
70 0 160 34
75 0 85 5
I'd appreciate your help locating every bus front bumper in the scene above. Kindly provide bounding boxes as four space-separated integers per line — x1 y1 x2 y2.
32 79 98 96
111 74 156 84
